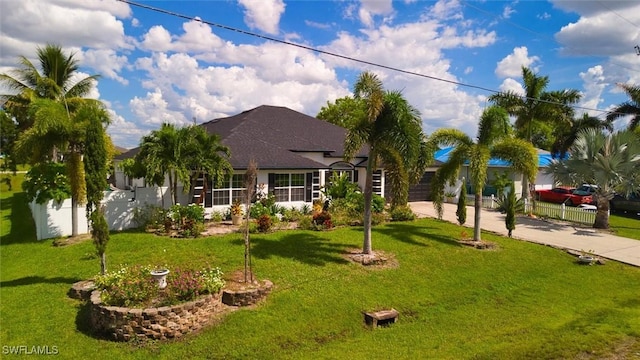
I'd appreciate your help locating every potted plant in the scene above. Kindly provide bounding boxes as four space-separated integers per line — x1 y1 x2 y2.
444 191 456 203
230 199 243 225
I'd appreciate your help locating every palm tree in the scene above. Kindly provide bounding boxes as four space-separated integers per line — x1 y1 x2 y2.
488 67 580 198
551 113 613 158
1 44 99 131
15 98 111 236
428 106 538 241
546 129 640 229
136 124 232 206
343 71 429 255
606 83 640 131
182 126 232 200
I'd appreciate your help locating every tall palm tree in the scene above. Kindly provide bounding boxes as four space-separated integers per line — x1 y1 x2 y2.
136 124 232 206
3 45 103 237
546 129 640 229
343 71 429 255
551 113 613 158
1 44 99 130
428 106 538 241
182 125 232 200
16 98 110 236
488 66 581 198
136 123 181 206
606 83 640 131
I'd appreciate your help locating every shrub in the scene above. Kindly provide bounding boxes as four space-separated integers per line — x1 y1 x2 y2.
390 205 416 221
322 172 360 199
170 204 205 237
209 211 224 222
95 265 225 308
312 211 333 230
250 202 270 219
297 216 314 230
133 204 167 231
94 265 158 307
257 214 272 232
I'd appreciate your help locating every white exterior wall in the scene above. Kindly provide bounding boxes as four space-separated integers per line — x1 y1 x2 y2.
29 187 179 240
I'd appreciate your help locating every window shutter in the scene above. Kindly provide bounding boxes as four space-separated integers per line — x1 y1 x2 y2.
353 169 358 183
306 172 312 202
268 173 275 195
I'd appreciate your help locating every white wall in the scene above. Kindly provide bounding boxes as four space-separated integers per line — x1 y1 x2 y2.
29 187 174 240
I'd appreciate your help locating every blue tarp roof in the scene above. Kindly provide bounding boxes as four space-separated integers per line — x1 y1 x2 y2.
434 147 555 167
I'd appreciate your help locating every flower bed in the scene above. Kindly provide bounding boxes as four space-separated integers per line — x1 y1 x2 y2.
89 264 226 341
90 290 222 341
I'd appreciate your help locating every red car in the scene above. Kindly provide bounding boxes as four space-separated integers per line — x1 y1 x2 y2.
535 187 593 206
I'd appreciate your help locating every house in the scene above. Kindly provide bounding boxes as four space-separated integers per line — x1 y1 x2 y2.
405 147 557 201
114 105 384 213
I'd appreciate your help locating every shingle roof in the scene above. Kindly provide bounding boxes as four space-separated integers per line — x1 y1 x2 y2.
117 105 368 169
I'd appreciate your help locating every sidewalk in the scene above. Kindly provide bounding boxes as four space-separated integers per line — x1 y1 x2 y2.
409 201 640 267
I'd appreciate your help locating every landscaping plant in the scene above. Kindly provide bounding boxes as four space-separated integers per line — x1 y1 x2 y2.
456 181 467 225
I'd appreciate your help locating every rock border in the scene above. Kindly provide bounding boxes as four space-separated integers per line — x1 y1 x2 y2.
89 290 223 342
222 279 273 307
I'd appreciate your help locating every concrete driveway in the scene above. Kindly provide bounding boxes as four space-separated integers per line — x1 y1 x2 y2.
409 201 640 267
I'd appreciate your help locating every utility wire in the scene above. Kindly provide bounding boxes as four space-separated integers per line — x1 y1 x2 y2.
117 0 623 117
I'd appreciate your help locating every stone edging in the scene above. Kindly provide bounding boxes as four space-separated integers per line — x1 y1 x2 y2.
89 290 222 341
222 279 273 307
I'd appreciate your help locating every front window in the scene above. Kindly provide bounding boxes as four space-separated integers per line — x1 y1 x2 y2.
274 173 305 202
210 174 245 206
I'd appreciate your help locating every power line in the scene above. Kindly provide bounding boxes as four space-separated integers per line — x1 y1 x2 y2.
460 1 640 80
117 0 621 117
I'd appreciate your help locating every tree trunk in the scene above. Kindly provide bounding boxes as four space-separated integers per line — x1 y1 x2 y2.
362 162 374 254
593 194 610 229
71 195 78 237
473 192 482 241
100 252 107 275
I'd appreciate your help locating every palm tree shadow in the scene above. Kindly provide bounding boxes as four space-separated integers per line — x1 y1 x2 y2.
0 276 81 287
232 232 351 266
1 192 38 245
356 222 461 247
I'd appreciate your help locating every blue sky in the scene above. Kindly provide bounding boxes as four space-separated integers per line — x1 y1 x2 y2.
1 0 639 148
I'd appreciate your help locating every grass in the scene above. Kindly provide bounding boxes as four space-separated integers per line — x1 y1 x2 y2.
610 213 640 241
2 174 640 359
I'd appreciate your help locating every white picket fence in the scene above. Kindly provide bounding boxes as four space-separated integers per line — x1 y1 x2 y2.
465 194 597 225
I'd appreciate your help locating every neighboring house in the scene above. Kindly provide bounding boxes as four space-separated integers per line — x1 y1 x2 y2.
406 147 557 201
114 105 383 213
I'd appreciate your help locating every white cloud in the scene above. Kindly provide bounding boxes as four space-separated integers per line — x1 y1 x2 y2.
358 0 395 27
503 5 515 19
237 0 285 35
578 65 607 116
498 78 525 95
537 12 550 20
495 47 540 78
554 2 640 57
81 49 129 85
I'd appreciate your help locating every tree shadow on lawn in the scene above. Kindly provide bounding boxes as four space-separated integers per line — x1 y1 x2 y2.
0 275 81 287
369 222 462 248
1 192 38 246
233 232 351 266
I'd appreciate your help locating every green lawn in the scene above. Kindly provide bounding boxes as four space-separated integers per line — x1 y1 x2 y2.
2 175 640 359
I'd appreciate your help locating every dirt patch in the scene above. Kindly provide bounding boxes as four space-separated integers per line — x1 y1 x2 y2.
202 221 241 236
344 248 398 269
52 234 92 246
458 239 498 250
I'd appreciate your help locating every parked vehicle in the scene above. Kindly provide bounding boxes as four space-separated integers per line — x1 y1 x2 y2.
535 186 593 206
609 193 640 214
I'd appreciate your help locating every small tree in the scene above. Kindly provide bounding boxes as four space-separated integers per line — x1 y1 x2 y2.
496 185 524 237
456 180 467 225
91 207 109 275
84 112 110 274
243 160 257 283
